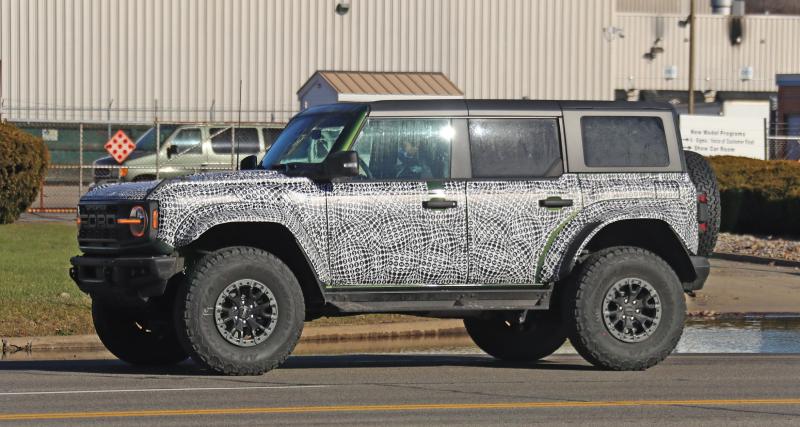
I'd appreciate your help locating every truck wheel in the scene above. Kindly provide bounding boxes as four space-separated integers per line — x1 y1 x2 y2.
92 299 187 365
464 311 566 362
684 150 720 257
175 247 304 375
563 247 685 371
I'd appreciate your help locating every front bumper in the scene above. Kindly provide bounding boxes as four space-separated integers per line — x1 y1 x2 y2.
683 255 711 291
69 255 183 300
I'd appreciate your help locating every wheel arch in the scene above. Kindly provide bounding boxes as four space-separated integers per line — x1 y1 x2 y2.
180 221 326 316
561 218 697 284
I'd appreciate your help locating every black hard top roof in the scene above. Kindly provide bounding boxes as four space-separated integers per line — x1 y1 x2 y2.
365 99 675 116
298 99 675 118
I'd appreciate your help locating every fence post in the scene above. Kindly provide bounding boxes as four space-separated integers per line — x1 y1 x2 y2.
154 99 160 180
79 123 84 197
764 118 769 160
107 99 114 140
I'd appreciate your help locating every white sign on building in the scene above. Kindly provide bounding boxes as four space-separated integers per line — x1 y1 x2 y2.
679 115 766 160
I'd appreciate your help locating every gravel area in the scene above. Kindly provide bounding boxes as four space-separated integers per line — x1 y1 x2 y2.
715 232 800 262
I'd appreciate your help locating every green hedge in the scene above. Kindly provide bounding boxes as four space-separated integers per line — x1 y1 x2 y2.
708 156 800 236
0 122 49 223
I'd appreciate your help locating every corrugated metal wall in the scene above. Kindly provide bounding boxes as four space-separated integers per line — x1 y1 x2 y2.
615 13 800 93
0 0 615 123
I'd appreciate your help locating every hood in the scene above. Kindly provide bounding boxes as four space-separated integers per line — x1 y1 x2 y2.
81 180 162 201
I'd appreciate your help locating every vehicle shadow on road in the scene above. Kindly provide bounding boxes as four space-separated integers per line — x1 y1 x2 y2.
0 354 597 376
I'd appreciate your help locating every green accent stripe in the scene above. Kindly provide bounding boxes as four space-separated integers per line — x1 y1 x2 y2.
341 109 368 151
535 211 579 283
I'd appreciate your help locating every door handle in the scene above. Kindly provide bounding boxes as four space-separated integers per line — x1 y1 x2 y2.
423 199 458 209
539 197 573 208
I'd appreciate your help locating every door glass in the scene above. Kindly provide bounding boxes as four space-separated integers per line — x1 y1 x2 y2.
170 128 202 155
353 118 454 180
210 128 260 154
469 119 562 178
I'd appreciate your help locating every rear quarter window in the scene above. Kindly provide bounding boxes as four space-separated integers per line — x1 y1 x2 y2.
580 116 669 167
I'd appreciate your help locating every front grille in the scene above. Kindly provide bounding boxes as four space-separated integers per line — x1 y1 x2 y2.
78 204 121 240
93 167 118 179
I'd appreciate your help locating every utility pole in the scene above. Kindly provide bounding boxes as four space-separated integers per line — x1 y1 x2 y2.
688 0 696 114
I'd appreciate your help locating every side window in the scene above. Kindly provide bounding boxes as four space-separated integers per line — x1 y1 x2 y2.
468 119 562 178
170 128 202 155
263 127 282 150
210 127 260 154
353 118 454 180
580 116 669 167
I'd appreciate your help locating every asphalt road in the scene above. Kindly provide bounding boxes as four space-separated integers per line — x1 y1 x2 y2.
1 354 799 425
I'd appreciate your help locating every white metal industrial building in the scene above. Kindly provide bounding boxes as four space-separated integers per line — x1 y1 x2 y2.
1 0 799 123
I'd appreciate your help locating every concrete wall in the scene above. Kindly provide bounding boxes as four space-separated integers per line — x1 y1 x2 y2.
0 0 615 123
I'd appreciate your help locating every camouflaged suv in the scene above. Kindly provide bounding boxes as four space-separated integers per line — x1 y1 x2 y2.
70 100 720 374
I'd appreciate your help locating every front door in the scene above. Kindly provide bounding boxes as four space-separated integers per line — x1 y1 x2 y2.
327 118 468 286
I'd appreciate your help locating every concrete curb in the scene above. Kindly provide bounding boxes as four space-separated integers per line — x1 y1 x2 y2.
712 252 800 268
1 319 467 356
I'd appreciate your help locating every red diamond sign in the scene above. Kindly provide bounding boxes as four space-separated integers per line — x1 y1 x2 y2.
105 130 136 164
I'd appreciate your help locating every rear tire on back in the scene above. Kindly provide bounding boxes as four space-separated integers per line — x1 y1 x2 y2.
92 299 188 366
175 246 305 375
563 247 685 371
464 310 567 362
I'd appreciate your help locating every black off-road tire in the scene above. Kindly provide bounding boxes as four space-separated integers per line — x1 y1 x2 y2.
684 150 721 257
464 311 567 362
92 299 188 366
563 247 686 371
175 247 305 375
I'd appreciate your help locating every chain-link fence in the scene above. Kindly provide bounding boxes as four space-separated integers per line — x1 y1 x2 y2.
9 111 800 212
14 119 285 213
767 122 800 160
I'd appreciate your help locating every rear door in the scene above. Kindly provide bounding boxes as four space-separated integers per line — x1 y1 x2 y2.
466 117 581 284
327 117 469 286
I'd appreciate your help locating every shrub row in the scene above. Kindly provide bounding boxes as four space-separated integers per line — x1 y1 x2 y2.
0 122 49 224
707 156 800 236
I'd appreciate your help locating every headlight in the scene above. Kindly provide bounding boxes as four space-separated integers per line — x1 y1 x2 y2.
118 206 148 237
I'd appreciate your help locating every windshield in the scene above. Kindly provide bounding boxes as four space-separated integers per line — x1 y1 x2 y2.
260 113 356 168
134 125 177 152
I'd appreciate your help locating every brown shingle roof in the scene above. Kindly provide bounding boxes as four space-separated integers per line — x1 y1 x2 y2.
306 71 463 96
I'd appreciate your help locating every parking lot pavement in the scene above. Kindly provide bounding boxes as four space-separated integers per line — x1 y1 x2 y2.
1 354 799 425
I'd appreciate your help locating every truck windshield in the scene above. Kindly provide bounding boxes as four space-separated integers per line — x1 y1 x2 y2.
134 126 177 152
260 113 355 168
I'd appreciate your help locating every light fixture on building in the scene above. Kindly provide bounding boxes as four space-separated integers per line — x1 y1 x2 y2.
740 66 754 81
335 2 350 15
664 65 679 80
602 26 625 41
643 38 664 60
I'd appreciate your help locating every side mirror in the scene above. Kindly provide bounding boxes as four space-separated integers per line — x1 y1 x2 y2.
240 155 258 170
324 151 359 178
166 145 178 158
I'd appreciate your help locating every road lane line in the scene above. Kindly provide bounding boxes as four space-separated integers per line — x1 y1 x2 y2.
0 384 328 397
1 398 800 421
